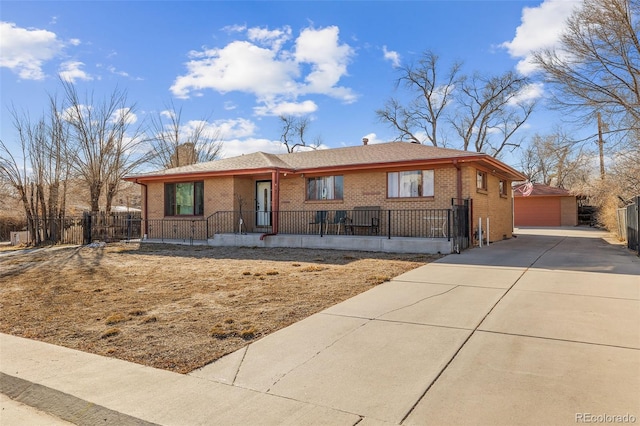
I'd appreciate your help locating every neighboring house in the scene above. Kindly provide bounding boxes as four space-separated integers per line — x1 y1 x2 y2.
125 141 526 253
514 183 578 227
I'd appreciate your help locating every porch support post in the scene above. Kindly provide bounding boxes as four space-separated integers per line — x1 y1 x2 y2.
453 160 462 202
271 169 280 234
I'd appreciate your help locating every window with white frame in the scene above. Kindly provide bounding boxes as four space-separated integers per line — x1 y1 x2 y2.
477 170 488 191
307 176 343 200
387 170 434 198
499 180 507 196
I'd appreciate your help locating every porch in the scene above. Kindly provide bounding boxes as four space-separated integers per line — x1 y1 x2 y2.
206 233 452 254
143 206 470 254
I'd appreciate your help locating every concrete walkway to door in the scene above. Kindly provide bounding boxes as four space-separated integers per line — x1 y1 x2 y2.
1 227 639 425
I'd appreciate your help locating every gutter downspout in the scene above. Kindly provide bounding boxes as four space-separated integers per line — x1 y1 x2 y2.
260 168 280 240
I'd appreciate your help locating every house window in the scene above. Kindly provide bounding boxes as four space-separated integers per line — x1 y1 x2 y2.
477 171 488 191
499 180 507 196
165 181 204 216
387 170 434 198
307 176 343 200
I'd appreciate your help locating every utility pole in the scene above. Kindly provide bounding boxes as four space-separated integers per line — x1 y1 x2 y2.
597 112 605 179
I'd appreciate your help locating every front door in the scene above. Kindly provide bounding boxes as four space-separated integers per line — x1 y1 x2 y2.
256 181 271 227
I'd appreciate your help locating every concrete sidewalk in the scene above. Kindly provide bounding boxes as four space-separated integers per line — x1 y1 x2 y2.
1 227 639 425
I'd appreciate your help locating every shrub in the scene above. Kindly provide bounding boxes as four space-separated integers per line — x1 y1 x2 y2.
239 327 257 340
105 313 126 325
210 324 230 339
300 265 325 272
367 275 391 285
101 328 120 339
141 316 157 324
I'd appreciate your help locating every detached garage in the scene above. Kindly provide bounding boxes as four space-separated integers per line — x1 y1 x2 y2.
514 184 578 227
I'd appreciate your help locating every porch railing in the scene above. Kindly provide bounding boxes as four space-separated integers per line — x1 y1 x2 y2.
146 218 208 243
203 208 453 240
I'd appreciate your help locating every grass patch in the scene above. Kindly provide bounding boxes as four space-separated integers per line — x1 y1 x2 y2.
210 324 232 339
101 328 120 339
105 313 127 325
300 265 326 272
367 275 391 285
0 243 434 373
239 326 257 340
141 315 157 324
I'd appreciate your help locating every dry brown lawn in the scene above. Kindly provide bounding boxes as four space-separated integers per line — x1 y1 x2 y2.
0 243 437 373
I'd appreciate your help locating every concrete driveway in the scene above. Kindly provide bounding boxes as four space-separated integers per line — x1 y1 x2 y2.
1 227 639 425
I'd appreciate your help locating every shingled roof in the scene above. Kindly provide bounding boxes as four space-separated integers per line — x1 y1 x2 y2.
126 142 525 181
514 183 574 197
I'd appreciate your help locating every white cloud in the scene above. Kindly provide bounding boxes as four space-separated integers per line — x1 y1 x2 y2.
382 46 400 68
222 24 246 34
213 118 256 139
0 21 63 80
160 109 176 120
247 26 291 50
111 108 137 125
220 138 287 158
501 0 581 75
170 40 298 99
59 60 92 82
253 100 317 116
171 24 357 106
61 104 91 123
508 82 544 106
294 26 355 100
107 65 130 78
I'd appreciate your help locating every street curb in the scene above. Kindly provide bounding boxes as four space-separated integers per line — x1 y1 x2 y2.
0 372 159 426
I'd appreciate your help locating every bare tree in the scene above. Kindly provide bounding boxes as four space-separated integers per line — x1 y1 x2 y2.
29 96 72 242
376 51 461 146
533 0 640 132
279 115 321 153
148 101 222 169
0 112 37 243
377 51 536 156
531 0 639 232
102 109 148 213
61 80 146 212
0 97 71 244
451 71 536 157
519 131 592 189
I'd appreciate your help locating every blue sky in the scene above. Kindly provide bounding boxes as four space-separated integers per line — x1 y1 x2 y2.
0 0 585 169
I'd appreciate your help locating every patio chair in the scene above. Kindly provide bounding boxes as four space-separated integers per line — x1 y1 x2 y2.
344 206 381 235
428 218 447 238
328 210 348 235
307 210 328 235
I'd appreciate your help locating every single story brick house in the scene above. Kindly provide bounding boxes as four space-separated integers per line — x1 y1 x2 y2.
125 141 526 253
514 183 578 227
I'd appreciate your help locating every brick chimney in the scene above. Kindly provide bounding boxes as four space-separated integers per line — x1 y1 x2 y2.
362 138 369 145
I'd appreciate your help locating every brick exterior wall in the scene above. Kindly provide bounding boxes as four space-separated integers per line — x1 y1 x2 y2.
279 167 456 211
460 166 514 242
140 163 516 242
